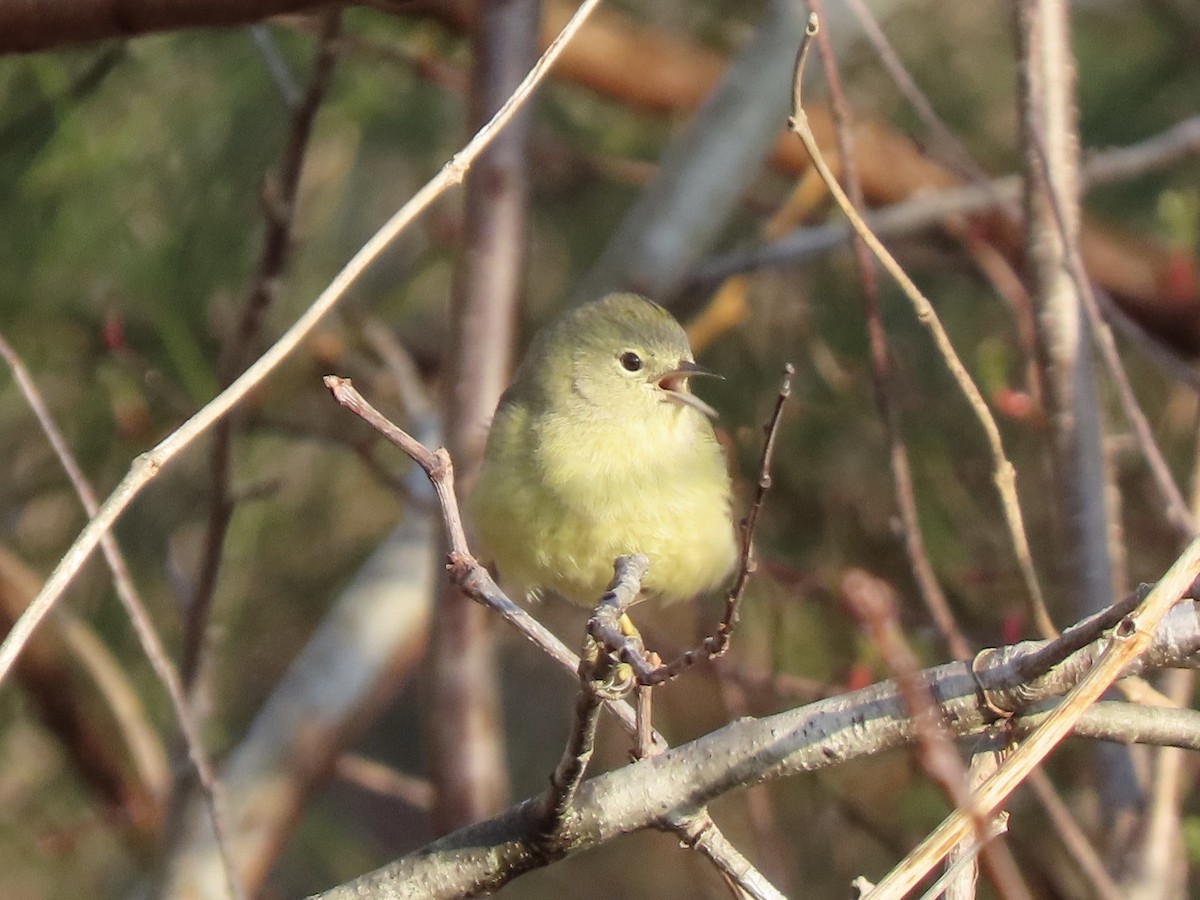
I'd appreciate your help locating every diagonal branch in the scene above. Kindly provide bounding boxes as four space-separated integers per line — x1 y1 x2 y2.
0 332 243 900
0 0 606 695
787 14 1053 639
306 579 1200 899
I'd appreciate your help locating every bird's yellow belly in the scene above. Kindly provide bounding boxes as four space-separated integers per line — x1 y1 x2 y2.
494 470 736 607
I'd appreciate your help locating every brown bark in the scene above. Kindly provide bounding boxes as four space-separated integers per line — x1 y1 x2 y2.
0 0 327 54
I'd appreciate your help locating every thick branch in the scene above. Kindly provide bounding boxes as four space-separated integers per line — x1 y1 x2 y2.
309 598 1200 899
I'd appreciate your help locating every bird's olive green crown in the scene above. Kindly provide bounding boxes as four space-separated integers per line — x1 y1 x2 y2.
500 293 695 414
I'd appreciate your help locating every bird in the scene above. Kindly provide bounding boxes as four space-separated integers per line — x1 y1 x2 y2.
469 292 737 611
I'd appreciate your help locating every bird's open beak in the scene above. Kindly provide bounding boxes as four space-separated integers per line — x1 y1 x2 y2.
656 359 721 419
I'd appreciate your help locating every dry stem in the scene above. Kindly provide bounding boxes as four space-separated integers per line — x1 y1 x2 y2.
0 0 605 691
788 13 1054 640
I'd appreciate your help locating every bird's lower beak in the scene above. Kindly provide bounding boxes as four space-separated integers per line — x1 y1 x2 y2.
656 359 721 419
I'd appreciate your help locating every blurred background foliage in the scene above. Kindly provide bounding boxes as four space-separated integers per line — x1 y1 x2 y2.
0 0 1198 897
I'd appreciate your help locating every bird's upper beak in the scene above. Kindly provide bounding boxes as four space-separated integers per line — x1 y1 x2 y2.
656 359 721 419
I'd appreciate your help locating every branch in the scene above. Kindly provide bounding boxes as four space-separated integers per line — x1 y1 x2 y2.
865 536 1200 898
0 332 242 898
0 0 334 53
307 587 1200 899
324 375 661 748
690 114 1200 292
0 0 605 696
543 555 649 825
787 14 1053 639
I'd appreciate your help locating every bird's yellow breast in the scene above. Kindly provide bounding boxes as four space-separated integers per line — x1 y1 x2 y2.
470 398 737 607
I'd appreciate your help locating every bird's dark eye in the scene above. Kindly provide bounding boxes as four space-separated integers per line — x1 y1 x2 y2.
619 351 643 372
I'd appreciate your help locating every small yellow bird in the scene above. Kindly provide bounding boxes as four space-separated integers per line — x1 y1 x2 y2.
469 293 737 609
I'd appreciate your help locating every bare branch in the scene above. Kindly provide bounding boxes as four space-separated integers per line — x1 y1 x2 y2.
638 363 793 685
788 13 1053 639
307 584 1200 899
0 332 243 900
542 555 650 826
865 536 1200 898
323 375 662 748
0 0 605 695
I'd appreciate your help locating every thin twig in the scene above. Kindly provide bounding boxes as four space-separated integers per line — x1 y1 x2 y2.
668 809 787 900
1095 284 1200 392
842 570 1031 900
710 649 796 893
920 817 1010 900
807 0 971 663
692 113 1200 291
323 376 663 749
0 333 244 900
836 0 992 185
638 363 793 685
1009 584 1149 687
1025 123 1196 539
541 556 649 827
0 0 606 691
1083 114 1200 184
1024 770 1123 900
833 0 1045 418
184 10 342 692
335 754 434 811
0 549 164 834
248 24 302 108
788 14 1054 640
